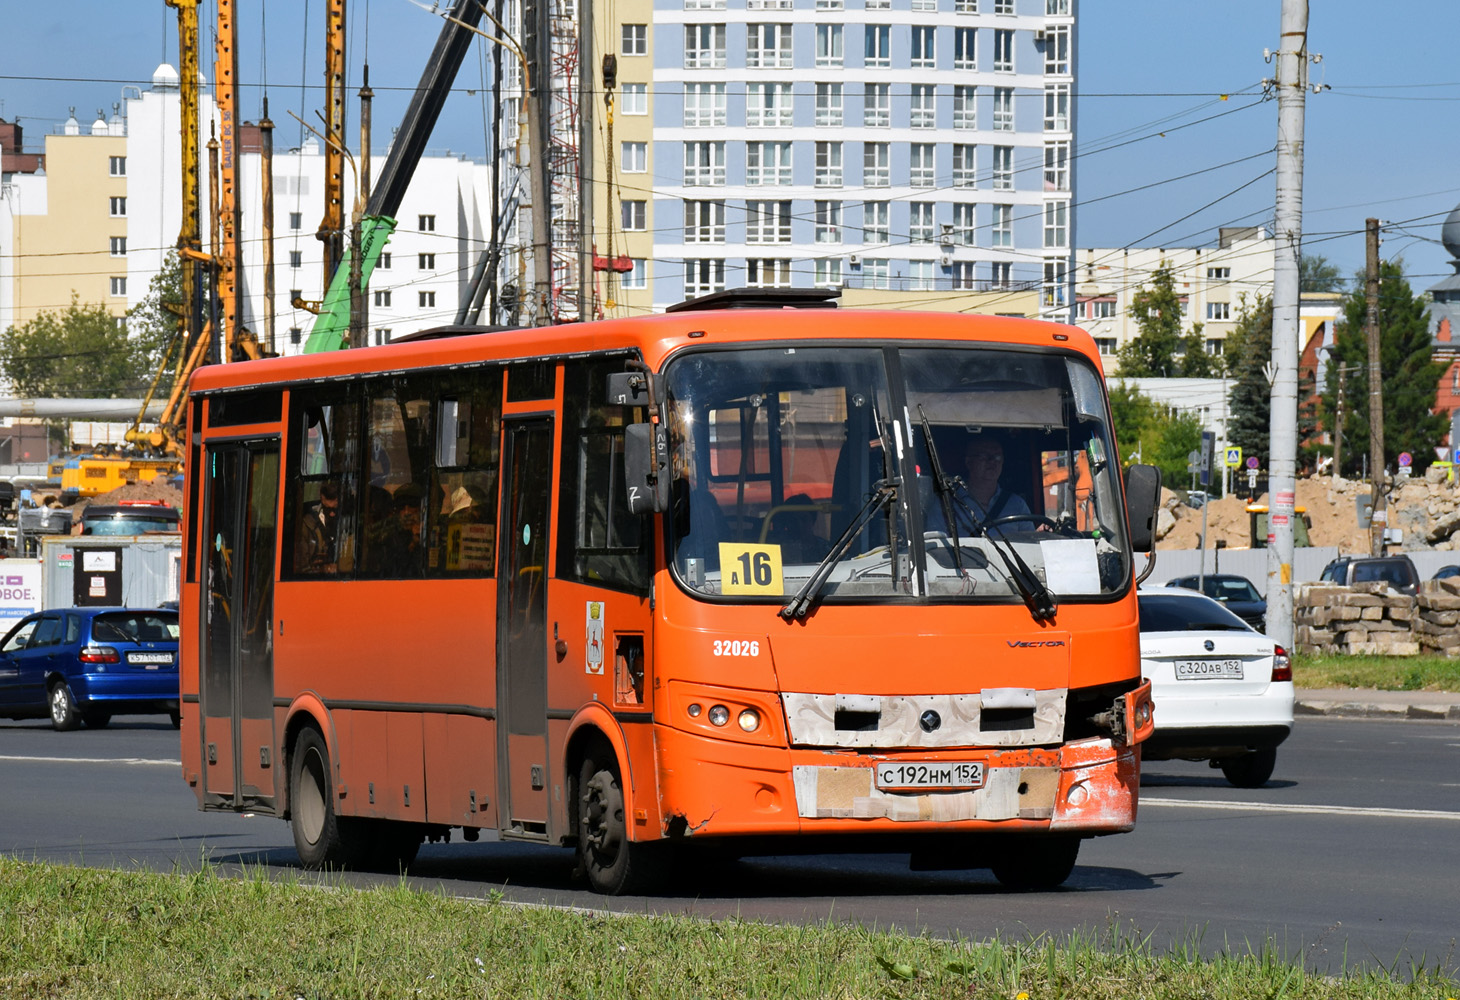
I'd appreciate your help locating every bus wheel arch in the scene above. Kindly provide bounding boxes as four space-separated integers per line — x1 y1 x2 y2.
566 726 663 895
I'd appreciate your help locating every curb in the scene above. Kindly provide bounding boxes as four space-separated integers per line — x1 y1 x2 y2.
1294 699 1460 722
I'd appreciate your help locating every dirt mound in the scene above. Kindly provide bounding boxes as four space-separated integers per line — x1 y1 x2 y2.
68 481 184 523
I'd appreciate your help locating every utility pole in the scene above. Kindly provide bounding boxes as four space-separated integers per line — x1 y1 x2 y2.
1366 217 1387 556
1266 0 1307 654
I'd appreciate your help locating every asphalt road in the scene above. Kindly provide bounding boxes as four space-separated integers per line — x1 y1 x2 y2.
2 714 1457 975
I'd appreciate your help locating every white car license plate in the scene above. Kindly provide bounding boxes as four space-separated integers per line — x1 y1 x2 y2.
1174 658 1243 680
128 651 174 665
875 761 985 791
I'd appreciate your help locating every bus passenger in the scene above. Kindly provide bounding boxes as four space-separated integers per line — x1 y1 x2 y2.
296 480 341 573
769 493 828 563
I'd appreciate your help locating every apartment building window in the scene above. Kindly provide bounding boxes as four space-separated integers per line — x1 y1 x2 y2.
746 83 793 126
816 24 844 68
419 214 436 231
815 141 843 187
911 26 936 69
912 0 937 10
1045 83 1070 131
863 142 890 187
748 0 792 8
109 196 126 217
374 289 392 307
816 83 844 127
953 85 976 130
684 141 726 185
684 83 727 127
110 277 127 297
418 253 436 270
863 258 890 289
746 200 792 243
864 0 889 8
290 250 303 268
623 259 648 289
685 258 726 297
992 145 1014 190
814 259 843 287
862 201 890 243
993 28 1014 72
289 327 303 346
747 23 793 68
684 200 727 243
910 85 936 128
622 200 647 231
910 260 935 291
109 236 126 256
952 203 976 245
952 262 977 289
747 258 792 287
1095 337 1116 355
108 155 126 176
290 288 303 306
955 0 977 11
953 144 977 188
991 261 1012 286
815 201 843 244
745 142 792 186
817 0 844 9
1047 0 1071 12
622 24 647 55
289 212 303 230
419 291 436 308
992 204 1012 247
993 87 1014 130
1207 267 1231 280
909 143 936 187
1044 24 1070 75
1086 299 1115 319
621 83 647 115
864 83 891 127
1207 301 1231 321
865 25 890 68
1044 261 1068 307
374 329 393 346
955 28 976 70
909 202 935 243
1206 338 1223 355
684 24 727 68
379 253 392 269
686 0 726 9
622 141 647 172
1044 141 1069 191
994 0 1013 12
1043 201 1068 249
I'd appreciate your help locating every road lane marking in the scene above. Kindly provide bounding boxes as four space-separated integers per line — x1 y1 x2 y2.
1143 796 1460 821
0 754 177 768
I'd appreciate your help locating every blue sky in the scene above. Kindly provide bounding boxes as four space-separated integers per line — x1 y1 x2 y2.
3 1 1458 294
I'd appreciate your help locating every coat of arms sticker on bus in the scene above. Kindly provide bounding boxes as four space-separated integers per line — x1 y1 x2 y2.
586 601 605 674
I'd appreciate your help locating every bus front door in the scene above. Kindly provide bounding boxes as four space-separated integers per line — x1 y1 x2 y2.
200 441 280 813
497 419 553 839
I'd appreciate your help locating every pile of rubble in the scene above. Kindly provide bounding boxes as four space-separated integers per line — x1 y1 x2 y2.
1293 578 1460 657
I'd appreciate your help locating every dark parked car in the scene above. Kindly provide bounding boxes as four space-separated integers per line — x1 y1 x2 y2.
1318 555 1420 594
1165 573 1266 631
1434 565 1460 581
0 607 179 730
79 500 181 536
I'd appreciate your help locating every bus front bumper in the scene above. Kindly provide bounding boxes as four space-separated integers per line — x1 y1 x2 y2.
653 727 1140 840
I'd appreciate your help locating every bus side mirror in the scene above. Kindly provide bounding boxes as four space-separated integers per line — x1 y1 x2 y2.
623 423 668 514
605 371 660 407
1124 463 1161 553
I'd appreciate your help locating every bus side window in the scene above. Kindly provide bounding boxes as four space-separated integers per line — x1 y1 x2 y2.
430 367 502 577
284 395 360 579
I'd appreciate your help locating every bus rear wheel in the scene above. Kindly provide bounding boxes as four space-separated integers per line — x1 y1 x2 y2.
290 728 360 869
576 747 661 895
989 834 1080 890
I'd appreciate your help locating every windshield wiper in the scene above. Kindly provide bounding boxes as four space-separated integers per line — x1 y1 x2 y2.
780 478 898 620
982 531 1057 623
917 405 965 576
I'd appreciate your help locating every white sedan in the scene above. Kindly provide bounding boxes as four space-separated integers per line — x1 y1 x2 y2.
1138 589 1294 788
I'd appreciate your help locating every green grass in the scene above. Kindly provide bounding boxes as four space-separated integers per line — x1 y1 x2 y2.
1294 653 1460 692
0 858 1455 998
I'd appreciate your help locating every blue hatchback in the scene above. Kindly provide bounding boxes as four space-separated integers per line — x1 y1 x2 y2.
0 607 180 730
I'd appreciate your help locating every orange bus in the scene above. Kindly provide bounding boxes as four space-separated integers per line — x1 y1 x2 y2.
180 292 1159 893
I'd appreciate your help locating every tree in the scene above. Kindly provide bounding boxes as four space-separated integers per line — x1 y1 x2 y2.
1108 380 1158 464
126 253 186 401
1146 407 1205 490
1300 253 1345 294
1320 259 1446 475
1116 265 1215 378
1226 296 1273 465
0 294 146 398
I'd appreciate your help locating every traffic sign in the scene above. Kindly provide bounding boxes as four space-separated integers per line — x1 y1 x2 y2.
1224 446 1242 469
1199 431 1214 486
1398 452 1412 467
1246 456 1259 470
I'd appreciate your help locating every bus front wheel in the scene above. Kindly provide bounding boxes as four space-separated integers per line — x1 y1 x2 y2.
290 728 358 869
989 834 1080 890
576 747 661 895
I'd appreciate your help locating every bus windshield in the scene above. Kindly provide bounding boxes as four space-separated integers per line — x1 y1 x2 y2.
664 344 1129 605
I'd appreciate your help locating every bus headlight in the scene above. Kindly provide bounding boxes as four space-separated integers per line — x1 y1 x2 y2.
738 709 761 732
687 703 703 718
708 705 730 727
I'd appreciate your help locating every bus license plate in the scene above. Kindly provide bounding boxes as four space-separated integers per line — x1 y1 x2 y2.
1174 658 1242 680
875 761 985 791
